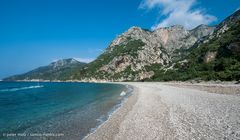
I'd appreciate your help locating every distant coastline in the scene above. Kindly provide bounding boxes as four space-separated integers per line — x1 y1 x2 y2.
3 79 240 85
2 79 110 83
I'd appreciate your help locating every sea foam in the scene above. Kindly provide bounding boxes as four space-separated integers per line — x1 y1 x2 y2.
120 91 126 96
0 85 44 92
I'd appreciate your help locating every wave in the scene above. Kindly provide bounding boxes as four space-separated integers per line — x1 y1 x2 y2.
120 91 126 96
0 85 44 92
84 84 134 139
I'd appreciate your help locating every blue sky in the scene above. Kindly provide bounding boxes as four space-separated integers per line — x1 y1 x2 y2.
0 0 239 79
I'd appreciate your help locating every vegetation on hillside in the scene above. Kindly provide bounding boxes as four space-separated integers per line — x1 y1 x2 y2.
4 60 86 81
73 39 146 80
147 21 240 81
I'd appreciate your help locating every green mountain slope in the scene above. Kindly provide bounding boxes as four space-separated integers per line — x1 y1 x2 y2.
4 58 86 81
72 39 147 81
147 10 240 81
72 25 216 81
77 10 240 82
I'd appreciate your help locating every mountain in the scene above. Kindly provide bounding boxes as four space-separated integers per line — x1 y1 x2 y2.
149 10 240 81
72 24 215 81
4 10 240 82
74 10 239 82
4 58 86 81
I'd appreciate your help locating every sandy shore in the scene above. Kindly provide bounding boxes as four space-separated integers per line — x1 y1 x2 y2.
85 82 240 140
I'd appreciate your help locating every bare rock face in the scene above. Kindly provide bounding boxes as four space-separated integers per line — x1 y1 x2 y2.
204 51 217 63
50 58 80 69
190 24 216 39
94 24 215 81
136 71 155 81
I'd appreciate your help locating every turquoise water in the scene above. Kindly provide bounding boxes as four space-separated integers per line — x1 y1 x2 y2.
0 82 131 140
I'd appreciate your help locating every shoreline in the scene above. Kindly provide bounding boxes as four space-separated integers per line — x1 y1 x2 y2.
1 81 240 139
85 82 240 140
1 79 239 84
84 84 139 140
0 82 132 140
83 84 134 139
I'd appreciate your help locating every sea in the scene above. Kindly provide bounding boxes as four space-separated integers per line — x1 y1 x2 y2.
0 82 132 140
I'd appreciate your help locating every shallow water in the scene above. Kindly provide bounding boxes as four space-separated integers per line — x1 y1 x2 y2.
0 82 130 140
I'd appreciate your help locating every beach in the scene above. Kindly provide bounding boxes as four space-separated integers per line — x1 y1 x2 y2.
86 82 240 140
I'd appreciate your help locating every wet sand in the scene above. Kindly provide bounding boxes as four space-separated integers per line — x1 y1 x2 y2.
85 82 240 140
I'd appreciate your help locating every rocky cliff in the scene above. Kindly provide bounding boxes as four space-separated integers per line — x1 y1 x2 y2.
73 24 214 81
160 9 240 81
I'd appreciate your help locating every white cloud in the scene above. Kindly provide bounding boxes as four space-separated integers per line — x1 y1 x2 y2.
140 0 217 30
74 58 95 63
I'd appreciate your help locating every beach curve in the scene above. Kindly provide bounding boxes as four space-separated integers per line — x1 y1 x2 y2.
85 82 240 140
